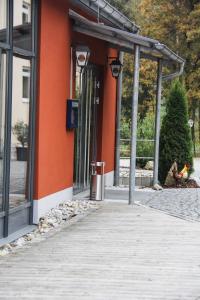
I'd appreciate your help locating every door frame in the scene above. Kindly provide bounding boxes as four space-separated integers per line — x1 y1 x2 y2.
73 64 100 194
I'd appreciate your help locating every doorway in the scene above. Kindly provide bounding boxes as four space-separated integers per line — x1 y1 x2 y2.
73 65 100 194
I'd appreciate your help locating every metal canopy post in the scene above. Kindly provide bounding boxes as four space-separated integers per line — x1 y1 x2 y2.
129 45 140 205
114 51 124 186
153 59 163 185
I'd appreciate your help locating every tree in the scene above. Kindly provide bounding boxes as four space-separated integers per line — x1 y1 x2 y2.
106 0 140 20
138 0 200 150
159 80 193 184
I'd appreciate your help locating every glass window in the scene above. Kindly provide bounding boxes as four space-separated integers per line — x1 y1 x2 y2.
9 56 31 209
0 50 6 211
22 66 30 102
13 0 32 51
22 2 31 24
0 0 7 43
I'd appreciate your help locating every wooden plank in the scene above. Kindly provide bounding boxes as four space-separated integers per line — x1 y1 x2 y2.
0 202 200 299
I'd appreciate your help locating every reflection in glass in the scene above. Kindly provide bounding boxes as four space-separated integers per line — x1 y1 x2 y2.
13 0 32 51
73 66 99 192
9 57 31 209
0 51 6 211
0 0 7 43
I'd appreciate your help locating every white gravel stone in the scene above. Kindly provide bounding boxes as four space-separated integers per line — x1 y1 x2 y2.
24 233 34 241
144 161 154 170
11 237 26 247
0 248 9 256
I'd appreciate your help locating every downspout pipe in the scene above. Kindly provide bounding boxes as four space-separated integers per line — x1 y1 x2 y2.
162 61 185 81
154 43 185 80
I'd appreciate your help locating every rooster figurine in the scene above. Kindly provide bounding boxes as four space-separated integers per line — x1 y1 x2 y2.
178 163 190 179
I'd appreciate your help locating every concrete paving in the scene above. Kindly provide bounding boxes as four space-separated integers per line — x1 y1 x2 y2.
105 158 200 222
135 188 200 222
1 201 200 299
106 187 200 222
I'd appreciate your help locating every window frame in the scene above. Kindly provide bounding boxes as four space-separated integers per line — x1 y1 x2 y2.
0 0 38 238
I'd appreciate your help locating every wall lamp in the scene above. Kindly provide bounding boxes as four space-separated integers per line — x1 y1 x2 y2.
75 46 91 69
108 57 123 79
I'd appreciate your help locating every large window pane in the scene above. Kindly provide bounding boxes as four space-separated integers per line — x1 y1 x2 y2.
0 50 6 211
9 56 31 209
13 0 32 51
0 0 7 43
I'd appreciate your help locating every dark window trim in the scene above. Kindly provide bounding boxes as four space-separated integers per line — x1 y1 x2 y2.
3 0 14 237
0 42 10 50
0 0 38 237
13 47 35 58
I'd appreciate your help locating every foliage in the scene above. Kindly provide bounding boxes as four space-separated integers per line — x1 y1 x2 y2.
109 0 200 156
106 0 140 20
120 117 131 139
122 55 157 122
138 0 200 150
120 112 155 165
159 80 193 184
120 117 131 158
13 121 29 147
137 112 154 155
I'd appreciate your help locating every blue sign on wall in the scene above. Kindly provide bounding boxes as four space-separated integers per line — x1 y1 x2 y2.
66 99 79 129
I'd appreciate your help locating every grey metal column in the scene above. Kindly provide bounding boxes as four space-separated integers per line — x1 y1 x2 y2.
129 45 140 205
153 59 163 185
0 49 3 156
3 0 13 237
114 51 124 186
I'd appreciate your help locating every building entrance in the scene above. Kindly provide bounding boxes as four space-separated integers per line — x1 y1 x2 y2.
73 65 100 194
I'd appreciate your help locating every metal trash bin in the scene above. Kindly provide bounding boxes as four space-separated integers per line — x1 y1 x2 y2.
90 161 105 201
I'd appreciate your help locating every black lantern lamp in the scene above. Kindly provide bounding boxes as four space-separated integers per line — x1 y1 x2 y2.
75 46 91 69
110 58 123 79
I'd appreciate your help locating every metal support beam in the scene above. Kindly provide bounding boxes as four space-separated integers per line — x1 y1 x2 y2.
129 45 140 205
114 51 124 186
3 0 13 237
153 59 163 185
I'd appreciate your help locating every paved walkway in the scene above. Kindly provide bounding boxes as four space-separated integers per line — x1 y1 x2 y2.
136 188 200 222
1 201 200 299
106 187 200 222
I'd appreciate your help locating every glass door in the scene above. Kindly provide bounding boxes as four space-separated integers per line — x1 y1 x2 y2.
74 65 100 193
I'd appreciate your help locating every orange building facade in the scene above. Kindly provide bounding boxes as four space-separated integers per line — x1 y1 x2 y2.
1 0 128 241
0 0 185 241
33 0 118 222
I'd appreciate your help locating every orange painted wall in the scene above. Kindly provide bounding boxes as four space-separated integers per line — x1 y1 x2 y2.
35 0 73 199
101 48 117 173
35 0 117 199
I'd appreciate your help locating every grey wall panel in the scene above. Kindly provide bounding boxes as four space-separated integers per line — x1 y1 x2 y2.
8 208 29 235
0 217 4 238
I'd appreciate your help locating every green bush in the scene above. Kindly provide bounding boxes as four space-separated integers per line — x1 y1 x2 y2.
159 80 193 184
13 121 29 147
120 112 155 165
136 113 154 167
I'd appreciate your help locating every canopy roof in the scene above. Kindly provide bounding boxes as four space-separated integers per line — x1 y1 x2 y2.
71 0 139 33
70 10 185 78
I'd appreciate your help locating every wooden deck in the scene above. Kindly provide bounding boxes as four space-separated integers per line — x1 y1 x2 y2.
1 201 200 299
